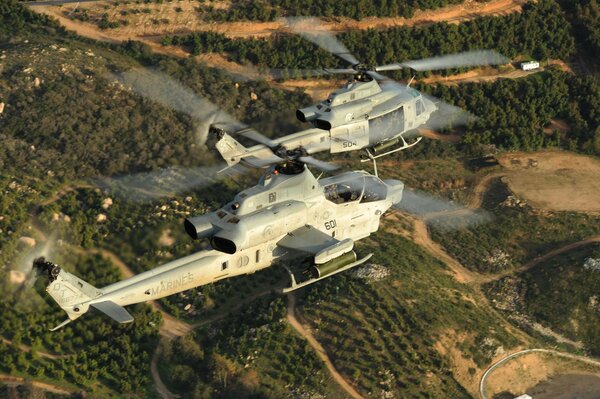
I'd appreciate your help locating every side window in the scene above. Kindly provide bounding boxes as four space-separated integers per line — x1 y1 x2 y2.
221 261 228 271
416 99 425 116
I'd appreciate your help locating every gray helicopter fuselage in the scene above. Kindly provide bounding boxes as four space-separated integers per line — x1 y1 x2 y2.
44 167 403 325
215 80 435 169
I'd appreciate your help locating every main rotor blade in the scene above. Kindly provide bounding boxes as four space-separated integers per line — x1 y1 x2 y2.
422 94 476 131
94 164 241 202
299 156 338 172
375 50 508 72
237 128 279 149
395 188 492 230
283 17 360 66
115 69 247 145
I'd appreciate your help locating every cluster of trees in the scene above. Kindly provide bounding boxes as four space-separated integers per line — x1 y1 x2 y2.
202 0 466 21
0 254 161 395
268 0 465 19
167 0 574 74
160 295 329 398
561 0 600 66
420 70 600 154
0 0 62 39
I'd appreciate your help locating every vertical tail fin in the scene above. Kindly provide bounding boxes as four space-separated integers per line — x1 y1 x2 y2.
212 127 249 167
34 258 102 328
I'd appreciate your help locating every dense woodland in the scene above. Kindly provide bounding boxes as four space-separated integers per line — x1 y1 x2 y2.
167 1 575 72
561 0 600 66
203 0 465 21
420 71 600 154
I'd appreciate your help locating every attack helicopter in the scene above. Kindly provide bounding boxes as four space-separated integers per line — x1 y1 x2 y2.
33 157 404 331
210 18 508 174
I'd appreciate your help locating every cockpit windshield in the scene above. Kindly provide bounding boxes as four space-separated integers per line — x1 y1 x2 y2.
361 176 388 203
321 172 388 205
323 173 364 204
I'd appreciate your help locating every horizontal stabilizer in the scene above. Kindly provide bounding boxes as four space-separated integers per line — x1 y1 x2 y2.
91 301 134 324
49 318 73 332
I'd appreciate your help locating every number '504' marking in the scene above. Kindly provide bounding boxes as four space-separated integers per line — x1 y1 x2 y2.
324 220 337 230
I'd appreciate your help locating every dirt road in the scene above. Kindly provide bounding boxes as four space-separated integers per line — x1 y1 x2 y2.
0 374 73 395
33 0 526 39
286 293 364 399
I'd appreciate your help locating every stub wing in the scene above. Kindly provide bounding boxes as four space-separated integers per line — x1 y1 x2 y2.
278 225 354 263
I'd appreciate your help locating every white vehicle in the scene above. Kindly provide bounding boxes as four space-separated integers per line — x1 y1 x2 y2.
520 61 540 71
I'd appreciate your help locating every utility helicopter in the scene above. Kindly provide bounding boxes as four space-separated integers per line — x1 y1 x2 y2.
209 18 508 175
33 157 404 331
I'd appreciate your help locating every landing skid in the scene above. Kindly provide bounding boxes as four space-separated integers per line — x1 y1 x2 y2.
361 135 422 177
281 253 373 293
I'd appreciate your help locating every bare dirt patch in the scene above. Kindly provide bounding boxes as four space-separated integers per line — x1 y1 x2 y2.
158 228 175 247
497 151 600 213
434 329 481 396
272 79 342 101
484 352 600 398
543 118 571 134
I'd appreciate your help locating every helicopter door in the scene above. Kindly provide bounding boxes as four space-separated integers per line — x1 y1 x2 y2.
330 120 369 153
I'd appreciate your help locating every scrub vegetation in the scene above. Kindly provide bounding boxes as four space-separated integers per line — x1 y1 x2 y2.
1 0 600 397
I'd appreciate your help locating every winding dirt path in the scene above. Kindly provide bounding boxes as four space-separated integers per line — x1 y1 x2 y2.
28 0 529 85
1 338 67 361
479 235 600 284
286 293 364 399
151 344 178 399
0 374 74 395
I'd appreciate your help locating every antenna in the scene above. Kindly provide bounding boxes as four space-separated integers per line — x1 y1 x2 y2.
407 76 415 88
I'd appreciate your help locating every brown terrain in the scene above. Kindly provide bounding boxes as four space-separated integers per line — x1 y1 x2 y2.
497 151 600 213
28 0 537 89
483 351 600 398
33 0 528 39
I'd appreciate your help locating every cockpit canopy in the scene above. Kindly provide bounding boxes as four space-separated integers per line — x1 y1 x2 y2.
320 172 388 204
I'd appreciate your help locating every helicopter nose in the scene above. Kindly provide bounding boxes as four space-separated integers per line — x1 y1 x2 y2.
423 96 438 115
383 179 404 205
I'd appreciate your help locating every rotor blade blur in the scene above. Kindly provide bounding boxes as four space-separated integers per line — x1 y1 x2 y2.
379 50 508 72
283 17 360 66
238 128 279 149
267 68 333 80
94 164 239 202
366 70 390 81
116 69 246 145
298 156 338 172
377 74 475 130
423 94 476 131
323 68 359 74
396 188 492 230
